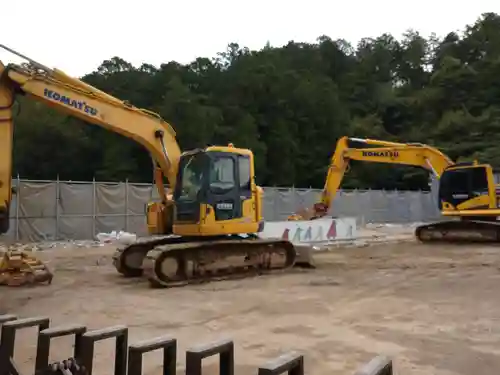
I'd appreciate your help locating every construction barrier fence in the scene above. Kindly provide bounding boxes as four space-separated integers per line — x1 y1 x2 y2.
2 178 441 242
0 314 394 375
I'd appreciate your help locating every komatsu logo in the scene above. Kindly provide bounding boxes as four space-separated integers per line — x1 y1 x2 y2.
362 151 399 158
43 89 98 116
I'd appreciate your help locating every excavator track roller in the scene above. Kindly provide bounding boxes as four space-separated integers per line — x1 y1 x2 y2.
0 249 53 286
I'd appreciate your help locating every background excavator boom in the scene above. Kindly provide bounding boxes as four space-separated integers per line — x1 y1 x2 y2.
303 136 454 219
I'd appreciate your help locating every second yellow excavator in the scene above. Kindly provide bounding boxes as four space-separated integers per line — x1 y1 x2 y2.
0 45 312 287
289 136 500 243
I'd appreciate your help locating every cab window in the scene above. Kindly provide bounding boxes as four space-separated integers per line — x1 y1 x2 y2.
442 167 488 194
178 154 205 201
238 156 251 189
210 157 235 192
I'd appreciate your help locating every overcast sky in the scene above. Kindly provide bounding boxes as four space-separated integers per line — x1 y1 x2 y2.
1 0 499 77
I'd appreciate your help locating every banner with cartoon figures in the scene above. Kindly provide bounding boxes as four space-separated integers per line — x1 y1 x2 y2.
258 217 357 245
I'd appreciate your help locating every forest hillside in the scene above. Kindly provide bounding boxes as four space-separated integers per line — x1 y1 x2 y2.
10 13 500 190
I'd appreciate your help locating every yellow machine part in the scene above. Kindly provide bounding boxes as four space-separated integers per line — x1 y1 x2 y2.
0 249 53 286
0 45 312 289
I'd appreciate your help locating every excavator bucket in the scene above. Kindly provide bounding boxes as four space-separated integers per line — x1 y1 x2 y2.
0 249 53 286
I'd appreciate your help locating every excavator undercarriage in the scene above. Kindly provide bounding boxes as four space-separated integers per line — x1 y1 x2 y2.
415 218 500 243
112 235 313 288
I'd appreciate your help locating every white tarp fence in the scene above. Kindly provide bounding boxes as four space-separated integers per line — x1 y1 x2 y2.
3 178 442 242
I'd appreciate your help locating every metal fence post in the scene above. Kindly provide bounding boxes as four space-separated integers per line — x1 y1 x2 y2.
55 175 60 241
15 174 20 241
92 177 96 239
271 187 277 221
125 179 129 232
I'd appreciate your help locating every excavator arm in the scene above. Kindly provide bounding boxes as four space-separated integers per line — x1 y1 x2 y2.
0 68 14 234
289 136 454 220
0 45 181 235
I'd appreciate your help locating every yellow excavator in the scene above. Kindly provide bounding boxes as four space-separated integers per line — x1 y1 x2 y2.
0 45 312 287
289 136 500 243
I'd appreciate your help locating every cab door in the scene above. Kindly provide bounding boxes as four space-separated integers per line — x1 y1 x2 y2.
205 152 242 221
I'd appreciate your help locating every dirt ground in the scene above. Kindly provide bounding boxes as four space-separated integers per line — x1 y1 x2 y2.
2 232 500 375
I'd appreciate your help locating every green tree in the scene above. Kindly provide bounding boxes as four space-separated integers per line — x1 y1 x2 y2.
11 12 500 192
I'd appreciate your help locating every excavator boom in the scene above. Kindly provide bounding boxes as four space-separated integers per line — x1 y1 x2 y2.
0 51 181 188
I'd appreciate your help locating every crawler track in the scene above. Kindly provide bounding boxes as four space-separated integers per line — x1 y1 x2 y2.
416 219 500 243
112 236 297 288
